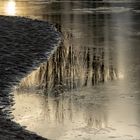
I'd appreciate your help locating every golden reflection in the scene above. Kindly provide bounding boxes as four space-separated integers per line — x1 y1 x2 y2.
5 0 16 16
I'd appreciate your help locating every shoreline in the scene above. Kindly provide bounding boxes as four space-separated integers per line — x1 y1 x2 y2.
0 15 61 139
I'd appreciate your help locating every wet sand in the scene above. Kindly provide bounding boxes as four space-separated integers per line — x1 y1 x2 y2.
0 15 60 139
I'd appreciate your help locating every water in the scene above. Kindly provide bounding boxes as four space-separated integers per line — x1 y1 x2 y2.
0 0 140 140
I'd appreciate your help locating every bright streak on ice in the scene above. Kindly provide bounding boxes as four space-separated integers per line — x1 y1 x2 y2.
118 72 124 79
5 0 16 16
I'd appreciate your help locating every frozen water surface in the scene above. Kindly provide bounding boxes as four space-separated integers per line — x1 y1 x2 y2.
0 0 140 140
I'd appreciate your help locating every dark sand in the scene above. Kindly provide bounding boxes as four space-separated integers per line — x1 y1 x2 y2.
0 15 60 139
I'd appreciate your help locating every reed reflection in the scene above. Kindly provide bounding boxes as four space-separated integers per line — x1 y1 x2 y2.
17 30 117 95
13 89 108 131
9 1 118 94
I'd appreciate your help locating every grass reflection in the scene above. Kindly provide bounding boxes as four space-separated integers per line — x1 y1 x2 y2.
17 30 117 95
13 89 108 131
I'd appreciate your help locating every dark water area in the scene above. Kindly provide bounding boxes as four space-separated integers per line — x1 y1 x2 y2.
0 0 140 140
0 16 60 139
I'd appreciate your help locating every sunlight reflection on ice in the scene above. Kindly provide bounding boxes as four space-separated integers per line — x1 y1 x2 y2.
5 0 16 16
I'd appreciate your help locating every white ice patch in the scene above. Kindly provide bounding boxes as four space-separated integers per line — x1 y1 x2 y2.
103 0 133 3
72 7 132 14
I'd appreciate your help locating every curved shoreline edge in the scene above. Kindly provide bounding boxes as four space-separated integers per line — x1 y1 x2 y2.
0 15 61 140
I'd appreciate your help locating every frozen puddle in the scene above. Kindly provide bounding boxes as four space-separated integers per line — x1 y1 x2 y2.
12 81 140 140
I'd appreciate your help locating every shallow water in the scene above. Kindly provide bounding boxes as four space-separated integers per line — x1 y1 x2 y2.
0 0 140 140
